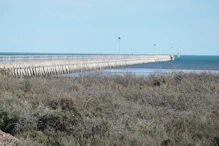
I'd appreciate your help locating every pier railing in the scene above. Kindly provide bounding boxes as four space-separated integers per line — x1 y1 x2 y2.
0 55 157 63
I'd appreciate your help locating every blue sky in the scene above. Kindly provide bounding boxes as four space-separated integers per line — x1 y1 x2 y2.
1 0 219 55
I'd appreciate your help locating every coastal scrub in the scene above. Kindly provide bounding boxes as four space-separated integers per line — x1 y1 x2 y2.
0 72 219 146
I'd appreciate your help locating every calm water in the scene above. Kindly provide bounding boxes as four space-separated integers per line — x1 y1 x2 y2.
128 55 219 70
60 55 219 76
1 53 219 76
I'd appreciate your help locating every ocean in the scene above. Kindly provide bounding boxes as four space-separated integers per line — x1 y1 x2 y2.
0 53 219 76
60 55 219 77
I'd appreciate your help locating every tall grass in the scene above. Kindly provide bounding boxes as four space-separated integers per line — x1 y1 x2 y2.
0 71 219 146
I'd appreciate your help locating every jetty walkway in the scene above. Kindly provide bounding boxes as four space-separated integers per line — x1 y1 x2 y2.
0 55 174 77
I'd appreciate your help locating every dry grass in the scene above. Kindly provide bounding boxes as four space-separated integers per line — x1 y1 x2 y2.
0 71 219 146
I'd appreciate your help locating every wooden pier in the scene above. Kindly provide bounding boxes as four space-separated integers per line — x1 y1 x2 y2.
0 55 174 77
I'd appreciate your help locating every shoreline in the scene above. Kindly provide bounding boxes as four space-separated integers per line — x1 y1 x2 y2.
57 68 219 77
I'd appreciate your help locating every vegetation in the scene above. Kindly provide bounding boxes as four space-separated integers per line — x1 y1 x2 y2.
0 71 219 146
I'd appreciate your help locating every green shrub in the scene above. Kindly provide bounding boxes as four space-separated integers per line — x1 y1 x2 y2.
0 106 19 134
37 110 79 133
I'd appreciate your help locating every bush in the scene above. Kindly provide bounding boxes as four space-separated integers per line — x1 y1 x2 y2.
0 72 219 145
37 110 79 133
0 106 19 134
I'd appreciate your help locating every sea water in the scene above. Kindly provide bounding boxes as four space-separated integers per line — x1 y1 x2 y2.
60 55 219 77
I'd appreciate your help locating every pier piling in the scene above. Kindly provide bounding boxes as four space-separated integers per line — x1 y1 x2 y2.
0 55 174 77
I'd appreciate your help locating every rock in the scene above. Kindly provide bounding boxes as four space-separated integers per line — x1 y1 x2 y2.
0 130 19 146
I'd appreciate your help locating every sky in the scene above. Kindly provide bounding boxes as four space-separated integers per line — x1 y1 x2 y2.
0 0 219 55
